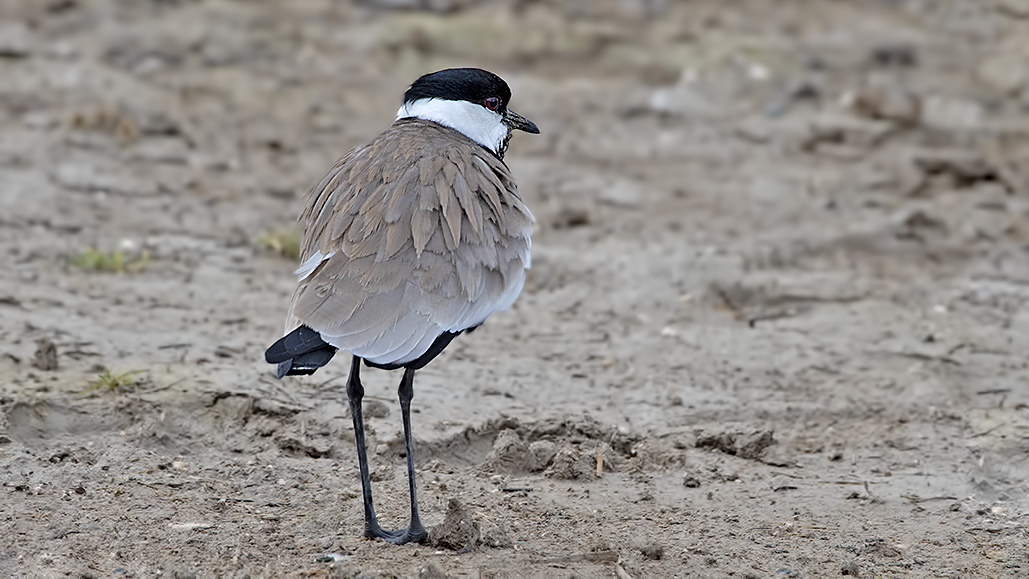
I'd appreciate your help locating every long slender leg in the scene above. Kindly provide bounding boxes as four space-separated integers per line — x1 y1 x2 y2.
347 357 423 544
346 355 399 541
397 367 427 543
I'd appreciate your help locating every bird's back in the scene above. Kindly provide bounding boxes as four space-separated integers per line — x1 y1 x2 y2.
286 118 533 367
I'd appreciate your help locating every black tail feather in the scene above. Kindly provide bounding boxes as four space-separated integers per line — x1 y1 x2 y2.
266 325 337 378
265 325 330 363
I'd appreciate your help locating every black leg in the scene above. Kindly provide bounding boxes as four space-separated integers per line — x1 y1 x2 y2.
397 367 427 543
346 356 424 544
346 356 399 542
346 356 384 538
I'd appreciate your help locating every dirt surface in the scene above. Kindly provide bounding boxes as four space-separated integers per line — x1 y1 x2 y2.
2 1 1029 577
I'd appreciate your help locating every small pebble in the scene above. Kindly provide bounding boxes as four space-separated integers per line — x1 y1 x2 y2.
316 553 349 563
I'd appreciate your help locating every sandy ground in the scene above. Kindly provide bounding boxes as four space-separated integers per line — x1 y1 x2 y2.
2 0 1029 577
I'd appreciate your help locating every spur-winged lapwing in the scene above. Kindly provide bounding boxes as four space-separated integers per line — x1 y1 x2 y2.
265 68 538 544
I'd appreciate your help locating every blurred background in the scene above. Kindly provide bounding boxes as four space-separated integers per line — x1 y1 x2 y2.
2 0 1028 577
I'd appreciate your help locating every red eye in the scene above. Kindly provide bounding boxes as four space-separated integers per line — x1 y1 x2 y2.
484 97 500 111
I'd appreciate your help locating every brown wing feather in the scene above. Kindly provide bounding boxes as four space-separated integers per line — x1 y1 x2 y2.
287 118 533 366
435 171 462 247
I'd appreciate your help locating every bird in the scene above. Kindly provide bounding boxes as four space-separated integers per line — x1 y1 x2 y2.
264 68 539 545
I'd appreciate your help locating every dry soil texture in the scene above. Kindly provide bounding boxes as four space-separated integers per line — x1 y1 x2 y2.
2 1 1029 577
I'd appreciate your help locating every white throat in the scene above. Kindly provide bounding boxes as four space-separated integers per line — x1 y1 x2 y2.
397 98 507 154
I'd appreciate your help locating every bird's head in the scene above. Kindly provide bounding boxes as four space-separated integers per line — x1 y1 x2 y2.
397 68 540 159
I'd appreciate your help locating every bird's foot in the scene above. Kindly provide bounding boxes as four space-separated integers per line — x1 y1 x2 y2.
365 522 428 545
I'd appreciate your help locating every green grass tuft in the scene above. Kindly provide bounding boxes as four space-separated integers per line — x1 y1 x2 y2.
84 368 147 392
69 248 150 273
258 227 300 259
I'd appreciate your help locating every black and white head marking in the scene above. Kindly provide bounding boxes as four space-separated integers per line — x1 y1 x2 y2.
396 68 538 159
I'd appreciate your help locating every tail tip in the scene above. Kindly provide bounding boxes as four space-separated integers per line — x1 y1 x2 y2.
275 360 292 379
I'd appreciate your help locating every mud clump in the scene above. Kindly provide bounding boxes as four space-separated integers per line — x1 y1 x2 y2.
483 428 528 473
542 442 622 480
696 429 775 460
429 498 480 551
480 422 623 475
527 439 557 471
544 446 597 480
275 434 333 458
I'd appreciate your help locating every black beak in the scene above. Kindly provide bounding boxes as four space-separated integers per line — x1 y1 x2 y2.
503 109 540 134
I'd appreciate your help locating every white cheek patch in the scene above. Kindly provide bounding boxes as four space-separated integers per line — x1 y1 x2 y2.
398 98 507 154
295 250 335 281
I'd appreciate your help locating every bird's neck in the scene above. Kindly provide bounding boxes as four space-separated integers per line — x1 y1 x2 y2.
397 98 508 155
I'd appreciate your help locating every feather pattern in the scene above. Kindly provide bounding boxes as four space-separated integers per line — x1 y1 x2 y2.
286 118 533 367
